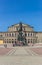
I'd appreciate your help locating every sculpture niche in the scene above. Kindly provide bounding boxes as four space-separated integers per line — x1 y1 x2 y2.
17 22 27 46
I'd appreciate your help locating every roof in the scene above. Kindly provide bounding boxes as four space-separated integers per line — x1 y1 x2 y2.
8 22 34 28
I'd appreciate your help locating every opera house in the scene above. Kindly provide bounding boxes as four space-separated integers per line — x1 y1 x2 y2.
0 22 42 46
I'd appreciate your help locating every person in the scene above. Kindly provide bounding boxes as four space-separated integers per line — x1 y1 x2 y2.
13 43 15 47
4 44 7 48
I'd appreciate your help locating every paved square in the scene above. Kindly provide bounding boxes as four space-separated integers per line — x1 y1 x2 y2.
0 46 42 65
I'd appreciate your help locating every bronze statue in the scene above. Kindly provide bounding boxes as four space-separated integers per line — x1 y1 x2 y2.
19 22 22 31
17 22 27 46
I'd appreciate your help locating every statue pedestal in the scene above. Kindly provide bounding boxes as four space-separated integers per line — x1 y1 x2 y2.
17 41 23 46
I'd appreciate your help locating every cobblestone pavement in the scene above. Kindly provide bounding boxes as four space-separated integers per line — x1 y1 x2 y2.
0 46 42 65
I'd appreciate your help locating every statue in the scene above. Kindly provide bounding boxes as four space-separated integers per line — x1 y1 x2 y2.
19 22 22 31
17 22 27 46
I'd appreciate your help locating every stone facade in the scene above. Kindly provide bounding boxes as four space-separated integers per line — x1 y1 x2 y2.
0 23 42 45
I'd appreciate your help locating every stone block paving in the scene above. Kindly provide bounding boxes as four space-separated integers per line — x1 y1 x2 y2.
0 47 42 65
6 47 38 56
30 47 42 55
0 47 42 56
24 47 38 56
0 48 12 55
0 56 42 65
6 47 18 56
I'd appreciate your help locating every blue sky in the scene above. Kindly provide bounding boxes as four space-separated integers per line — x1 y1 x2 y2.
0 0 42 31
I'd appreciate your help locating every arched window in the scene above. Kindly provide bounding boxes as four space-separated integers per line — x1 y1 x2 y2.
9 33 11 37
28 39 30 43
12 39 14 43
31 39 32 43
9 39 11 43
7 33 8 36
7 39 8 43
31 33 32 36
25 33 26 36
28 33 29 37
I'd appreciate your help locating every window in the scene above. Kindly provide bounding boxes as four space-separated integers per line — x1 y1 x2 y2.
29 33 32 37
7 33 8 36
5 41 6 43
12 41 14 43
31 39 32 43
7 39 8 43
32 33 33 37
28 33 29 37
7 41 8 43
9 33 11 37
31 33 32 36
9 39 11 43
9 41 11 43
28 39 30 43
25 33 27 36
12 39 14 43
